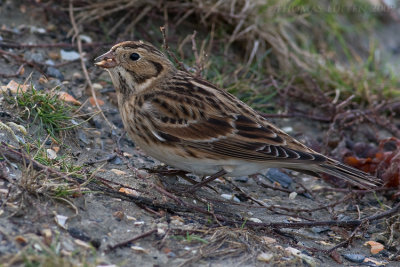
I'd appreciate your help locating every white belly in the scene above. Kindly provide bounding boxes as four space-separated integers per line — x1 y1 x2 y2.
136 141 269 177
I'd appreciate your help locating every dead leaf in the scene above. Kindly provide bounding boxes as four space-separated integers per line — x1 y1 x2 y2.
260 236 276 245
38 76 48 84
363 257 387 266
1 80 29 94
131 246 149 254
257 252 274 262
48 51 60 60
111 169 126 176
58 91 81 105
113 211 124 220
170 216 184 222
42 229 52 246
365 241 384 254
89 96 104 106
330 251 342 264
15 236 28 246
162 247 172 254
118 187 139 196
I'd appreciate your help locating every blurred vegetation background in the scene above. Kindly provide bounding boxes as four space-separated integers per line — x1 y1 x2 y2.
64 0 400 114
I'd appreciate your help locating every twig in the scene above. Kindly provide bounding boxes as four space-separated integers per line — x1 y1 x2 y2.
160 26 186 71
153 183 186 206
68 0 115 130
106 229 157 251
326 220 368 253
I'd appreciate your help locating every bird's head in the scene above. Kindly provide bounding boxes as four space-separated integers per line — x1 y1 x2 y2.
95 41 175 94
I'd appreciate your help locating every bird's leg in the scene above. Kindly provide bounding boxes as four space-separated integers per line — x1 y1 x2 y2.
185 170 227 193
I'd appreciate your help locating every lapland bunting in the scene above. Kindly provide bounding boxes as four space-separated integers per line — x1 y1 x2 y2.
95 41 380 189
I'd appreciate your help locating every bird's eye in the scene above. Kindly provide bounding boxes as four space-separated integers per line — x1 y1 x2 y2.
130 53 140 61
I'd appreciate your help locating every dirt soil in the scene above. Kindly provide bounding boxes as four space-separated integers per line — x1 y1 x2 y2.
0 2 399 267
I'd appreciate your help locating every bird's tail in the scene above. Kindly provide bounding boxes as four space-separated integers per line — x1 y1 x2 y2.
315 159 382 189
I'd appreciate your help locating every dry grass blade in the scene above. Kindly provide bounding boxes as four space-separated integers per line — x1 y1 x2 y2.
68 0 115 130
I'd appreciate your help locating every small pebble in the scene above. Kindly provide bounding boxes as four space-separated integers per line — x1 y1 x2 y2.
110 156 123 165
131 246 149 254
342 253 365 263
282 126 293 133
46 66 64 80
60 49 80 61
92 83 103 90
166 251 176 258
45 59 55 66
257 252 274 262
77 130 90 145
264 168 293 188
261 236 276 244
68 227 91 242
29 26 46 34
221 194 240 203
48 51 60 60
46 149 57 160
79 34 92 43
72 72 83 80
288 191 297 199
248 217 262 223
25 52 44 63
234 176 249 183
311 227 330 234
285 247 316 267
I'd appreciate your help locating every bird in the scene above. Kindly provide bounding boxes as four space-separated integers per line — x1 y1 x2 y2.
95 40 381 190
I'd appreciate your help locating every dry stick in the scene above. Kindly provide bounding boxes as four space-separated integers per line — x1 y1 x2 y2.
153 183 187 207
106 229 157 251
326 220 368 253
68 0 115 130
160 26 186 71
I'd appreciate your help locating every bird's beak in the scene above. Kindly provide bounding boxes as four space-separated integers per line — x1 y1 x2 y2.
95 50 117 68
